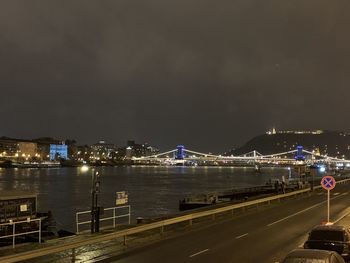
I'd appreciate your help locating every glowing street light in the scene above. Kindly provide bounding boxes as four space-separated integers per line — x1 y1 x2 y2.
319 166 326 173
81 165 89 172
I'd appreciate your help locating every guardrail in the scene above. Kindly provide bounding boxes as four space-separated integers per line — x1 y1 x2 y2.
1 178 350 263
76 205 131 234
0 218 41 249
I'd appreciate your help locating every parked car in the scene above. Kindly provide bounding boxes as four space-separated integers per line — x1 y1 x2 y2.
282 249 345 263
304 225 350 261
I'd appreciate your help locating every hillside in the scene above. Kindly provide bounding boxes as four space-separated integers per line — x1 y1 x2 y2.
231 130 350 158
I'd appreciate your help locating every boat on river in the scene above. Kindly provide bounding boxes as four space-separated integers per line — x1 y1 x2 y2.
179 184 277 211
179 193 219 210
0 160 60 168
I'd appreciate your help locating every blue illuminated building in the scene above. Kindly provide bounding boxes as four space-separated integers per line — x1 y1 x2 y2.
50 144 68 160
176 145 185 160
294 145 305 161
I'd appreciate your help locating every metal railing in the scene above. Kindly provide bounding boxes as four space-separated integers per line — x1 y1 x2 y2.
1 178 350 263
0 218 41 248
76 205 131 234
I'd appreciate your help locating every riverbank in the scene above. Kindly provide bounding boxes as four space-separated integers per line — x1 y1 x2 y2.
1 179 350 262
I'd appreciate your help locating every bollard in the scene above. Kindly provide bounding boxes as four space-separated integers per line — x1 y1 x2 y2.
12 223 15 249
39 219 41 244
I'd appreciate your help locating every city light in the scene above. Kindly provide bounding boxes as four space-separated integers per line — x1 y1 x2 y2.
81 165 89 172
319 166 326 173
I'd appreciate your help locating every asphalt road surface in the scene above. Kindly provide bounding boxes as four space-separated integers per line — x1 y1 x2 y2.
96 183 350 263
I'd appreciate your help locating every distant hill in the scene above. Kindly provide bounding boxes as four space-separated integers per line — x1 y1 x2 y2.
229 130 350 159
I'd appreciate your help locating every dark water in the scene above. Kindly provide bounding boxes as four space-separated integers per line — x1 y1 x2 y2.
0 166 294 231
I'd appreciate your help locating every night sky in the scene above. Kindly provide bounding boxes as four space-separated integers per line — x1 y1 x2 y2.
1 1 350 153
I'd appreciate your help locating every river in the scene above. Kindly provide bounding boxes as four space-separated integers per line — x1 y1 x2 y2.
0 166 302 231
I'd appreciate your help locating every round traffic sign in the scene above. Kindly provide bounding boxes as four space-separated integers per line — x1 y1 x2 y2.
321 175 336 190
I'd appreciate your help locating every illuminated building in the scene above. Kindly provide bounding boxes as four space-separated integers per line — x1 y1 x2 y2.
0 138 18 157
50 144 68 160
91 140 117 159
18 142 37 159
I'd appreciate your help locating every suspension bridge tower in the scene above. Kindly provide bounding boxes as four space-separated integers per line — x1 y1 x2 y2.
175 145 185 160
294 145 306 184
294 145 305 161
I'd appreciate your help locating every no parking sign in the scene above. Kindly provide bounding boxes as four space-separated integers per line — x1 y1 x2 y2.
321 175 336 223
321 175 336 190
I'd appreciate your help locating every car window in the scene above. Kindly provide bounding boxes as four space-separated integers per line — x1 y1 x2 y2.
309 230 344 241
283 258 327 263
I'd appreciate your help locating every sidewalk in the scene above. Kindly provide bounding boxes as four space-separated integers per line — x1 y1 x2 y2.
0 221 189 263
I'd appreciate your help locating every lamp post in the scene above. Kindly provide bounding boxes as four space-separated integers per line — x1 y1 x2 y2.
81 165 101 234
309 165 317 191
91 171 97 233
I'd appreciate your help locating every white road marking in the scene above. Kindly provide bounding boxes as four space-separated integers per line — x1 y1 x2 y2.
334 208 350 224
235 233 248 239
267 202 324 227
189 249 209 258
334 192 340 196
267 192 348 227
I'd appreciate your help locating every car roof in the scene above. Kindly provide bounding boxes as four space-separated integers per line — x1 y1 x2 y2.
285 249 336 259
311 225 346 231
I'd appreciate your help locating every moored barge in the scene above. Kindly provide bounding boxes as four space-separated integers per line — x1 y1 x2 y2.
0 191 68 246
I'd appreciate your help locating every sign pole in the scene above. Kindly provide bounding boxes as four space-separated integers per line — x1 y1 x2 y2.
327 189 330 223
321 175 335 223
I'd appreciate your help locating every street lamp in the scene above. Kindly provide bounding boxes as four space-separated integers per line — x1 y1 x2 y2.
81 165 101 234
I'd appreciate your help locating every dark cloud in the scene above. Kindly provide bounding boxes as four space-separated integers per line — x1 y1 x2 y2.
1 0 350 152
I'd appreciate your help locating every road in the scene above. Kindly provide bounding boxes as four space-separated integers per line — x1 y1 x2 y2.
96 184 350 263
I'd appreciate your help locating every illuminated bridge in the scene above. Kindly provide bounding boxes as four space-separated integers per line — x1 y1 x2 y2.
132 145 350 167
